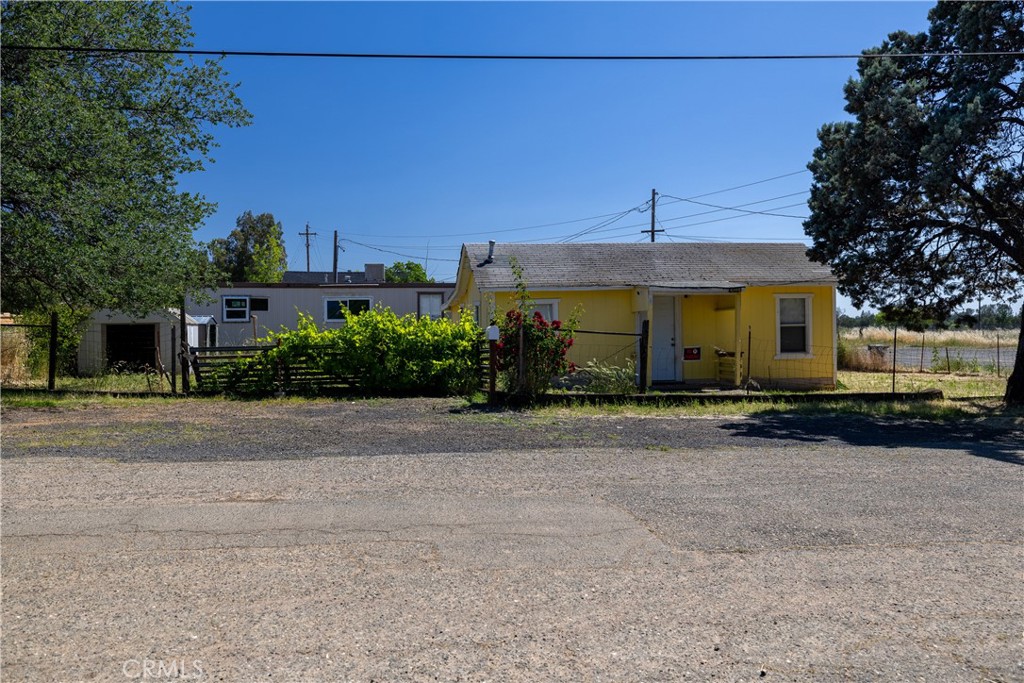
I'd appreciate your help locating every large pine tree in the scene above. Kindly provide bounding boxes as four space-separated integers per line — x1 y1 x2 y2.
804 2 1024 404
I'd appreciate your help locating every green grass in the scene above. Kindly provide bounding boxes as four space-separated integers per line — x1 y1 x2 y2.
4 371 1020 422
836 370 1007 399
4 372 172 394
0 391 200 411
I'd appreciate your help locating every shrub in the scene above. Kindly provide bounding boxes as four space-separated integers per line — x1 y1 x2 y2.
21 306 91 377
493 259 580 401
333 307 481 395
575 358 637 394
213 308 482 396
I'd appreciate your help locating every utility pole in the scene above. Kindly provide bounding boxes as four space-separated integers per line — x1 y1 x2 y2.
299 223 318 273
333 230 339 284
645 188 664 242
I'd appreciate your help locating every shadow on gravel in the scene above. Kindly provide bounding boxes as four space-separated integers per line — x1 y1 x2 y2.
718 414 1024 466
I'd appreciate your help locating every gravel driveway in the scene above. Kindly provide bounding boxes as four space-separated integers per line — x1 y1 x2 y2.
2 398 1022 681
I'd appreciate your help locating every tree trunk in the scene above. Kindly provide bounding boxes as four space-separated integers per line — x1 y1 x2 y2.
1004 313 1024 406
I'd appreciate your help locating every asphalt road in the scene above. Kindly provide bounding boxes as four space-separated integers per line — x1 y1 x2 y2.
2 399 1022 682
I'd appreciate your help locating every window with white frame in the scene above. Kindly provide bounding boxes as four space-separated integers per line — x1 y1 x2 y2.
528 299 559 323
776 295 812 356
418 292 444 319
222 296 251 322
324 297 371 322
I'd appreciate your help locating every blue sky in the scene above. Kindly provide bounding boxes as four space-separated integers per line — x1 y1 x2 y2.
178 1 933 302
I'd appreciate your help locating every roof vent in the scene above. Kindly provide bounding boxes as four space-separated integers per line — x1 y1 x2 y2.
479 240 496 267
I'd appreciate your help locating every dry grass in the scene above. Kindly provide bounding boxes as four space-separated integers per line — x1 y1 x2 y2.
841 326 1017 348
837 370 1007 399
0 327 34 383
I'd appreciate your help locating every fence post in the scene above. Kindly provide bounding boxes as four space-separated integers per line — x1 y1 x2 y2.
170 327 177 394
945 347 951 374
638 320 650 394
746 325 752 395
919 331 925 372
488 339 497 404
275 337 285 397
47 311 58 392
891 326 897 393
996 335 1001 378
180 305 190 394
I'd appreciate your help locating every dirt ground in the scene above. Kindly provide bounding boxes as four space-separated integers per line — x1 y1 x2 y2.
2 398 1022 681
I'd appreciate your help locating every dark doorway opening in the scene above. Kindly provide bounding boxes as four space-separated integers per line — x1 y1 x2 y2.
105 324 158 370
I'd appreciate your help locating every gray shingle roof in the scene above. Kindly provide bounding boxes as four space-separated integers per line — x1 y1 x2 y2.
464 242 835 290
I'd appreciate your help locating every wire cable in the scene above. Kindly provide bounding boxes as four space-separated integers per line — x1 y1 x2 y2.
341 239 460 262
658 193 809 219
8 45 1022 61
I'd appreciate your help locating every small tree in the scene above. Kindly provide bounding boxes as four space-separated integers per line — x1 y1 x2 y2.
494 259 579 401
385 261 433 283
208 211 288 283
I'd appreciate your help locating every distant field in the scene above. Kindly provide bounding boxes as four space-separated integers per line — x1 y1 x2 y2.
841 325 1017 348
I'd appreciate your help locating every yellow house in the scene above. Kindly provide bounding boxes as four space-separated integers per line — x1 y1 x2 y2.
446 241 838 390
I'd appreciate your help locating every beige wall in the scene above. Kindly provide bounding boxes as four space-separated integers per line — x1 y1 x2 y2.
186 285 454 347
78 309 180 375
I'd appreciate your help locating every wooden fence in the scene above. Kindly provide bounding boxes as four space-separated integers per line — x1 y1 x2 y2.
189 341 491 396
188 343 359 395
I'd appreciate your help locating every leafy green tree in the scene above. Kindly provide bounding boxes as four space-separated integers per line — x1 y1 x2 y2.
385 261 433 283
208 211 288 283
979 303 1021 330
836 308 881 329
1 1 251 316
804 2 1024 404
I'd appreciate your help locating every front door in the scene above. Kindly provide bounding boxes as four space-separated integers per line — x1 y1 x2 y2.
652 296 678 381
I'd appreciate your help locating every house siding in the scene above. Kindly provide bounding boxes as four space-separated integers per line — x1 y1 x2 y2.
447 242 837 389
739 285 836 388
187 284 454 347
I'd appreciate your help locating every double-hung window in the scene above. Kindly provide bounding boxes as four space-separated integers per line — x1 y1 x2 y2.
528 299 559 323
776 295 812 357
324 297 371 322
418 292 444 319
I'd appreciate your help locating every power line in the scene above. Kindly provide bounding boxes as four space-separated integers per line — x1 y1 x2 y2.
8 45 1022 61
340 239 460 262
658 193 809 219
341 208 642 240
343 171 810 242
658 170 809 203
548 194 810 241
558 206 644 243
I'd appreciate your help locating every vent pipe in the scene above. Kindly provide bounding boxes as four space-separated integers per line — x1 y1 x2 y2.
477 240 497 268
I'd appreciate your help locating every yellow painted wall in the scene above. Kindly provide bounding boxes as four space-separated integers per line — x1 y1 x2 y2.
486 289 638 368
738 285 835 388
448 261 836 387
679 295 741 381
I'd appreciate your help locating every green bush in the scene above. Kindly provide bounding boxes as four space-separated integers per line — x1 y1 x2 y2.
21 307 91 377
215 309 481 396
332 307 481 395
576 359 637 394
493 259 580 402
